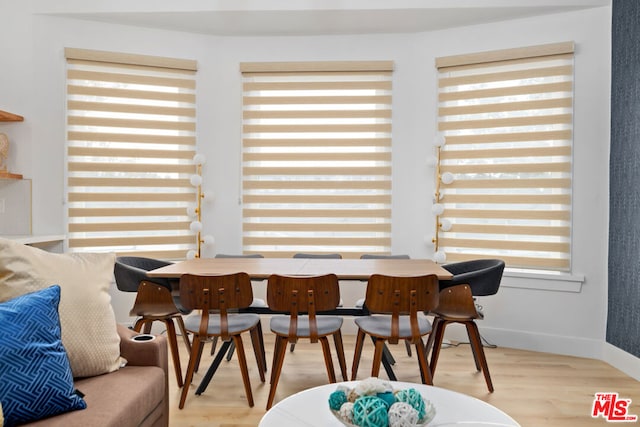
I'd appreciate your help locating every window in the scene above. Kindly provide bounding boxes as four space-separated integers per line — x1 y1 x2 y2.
241 61 393 258
65 48 198 259
434 42 574 271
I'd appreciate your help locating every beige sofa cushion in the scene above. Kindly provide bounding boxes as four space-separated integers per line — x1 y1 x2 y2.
0 238 122 377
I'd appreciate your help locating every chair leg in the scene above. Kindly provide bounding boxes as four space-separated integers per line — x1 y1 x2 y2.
133 317 149 333
143 322 153 334
163 319 184 387
466 321 494 392
466 322 482 372
319 336 337 383
371 338 387 378
267 335 288 410
174 315 191 352
194 338 207 373
233 335 255 407
209 336 218 356
249 325 266 382
256 320 267 372
351 329 366 380
226 341 236 361
424 316 441 357
414 337 433 385
429 319 448 377
404 339 412 357
179 336 205 409
333 330 348 381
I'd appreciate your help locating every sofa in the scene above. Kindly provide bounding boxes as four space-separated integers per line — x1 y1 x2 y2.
25 325 169 427
0 238 169 426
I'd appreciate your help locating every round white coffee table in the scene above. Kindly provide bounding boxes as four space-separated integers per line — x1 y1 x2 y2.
259 381 520 427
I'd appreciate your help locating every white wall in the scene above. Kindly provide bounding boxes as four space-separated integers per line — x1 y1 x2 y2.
1 3 625 371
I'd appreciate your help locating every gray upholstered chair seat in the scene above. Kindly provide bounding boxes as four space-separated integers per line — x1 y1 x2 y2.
184 312 260 335
270 315 343 337
354 314 432 338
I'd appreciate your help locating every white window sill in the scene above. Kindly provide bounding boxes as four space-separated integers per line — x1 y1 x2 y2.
502 268 584 293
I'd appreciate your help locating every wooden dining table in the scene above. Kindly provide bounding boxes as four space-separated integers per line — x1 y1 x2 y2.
147 257 453 281
147 257 453 385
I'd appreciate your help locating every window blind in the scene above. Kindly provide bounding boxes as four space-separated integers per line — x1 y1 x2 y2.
435 42 574 271
241 61 393 258
65 48 198 259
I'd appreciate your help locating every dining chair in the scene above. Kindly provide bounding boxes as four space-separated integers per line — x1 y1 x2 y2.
425 258 505 392
356 254 412 357
209 254 267 362
350 274 439 384
289 252 343 353
265 273 348 409
177 272 266 409
114 256 191 387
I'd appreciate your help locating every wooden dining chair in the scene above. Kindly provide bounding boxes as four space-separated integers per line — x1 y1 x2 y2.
351 274 439 384
357 254 413 358
265 274 348 409
114 256 191 388
425 258 505 392
289 253 343 353
177 273 266 409
209 254 267 362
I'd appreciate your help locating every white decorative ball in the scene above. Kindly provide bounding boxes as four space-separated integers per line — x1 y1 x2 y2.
388 402 419 427
339 401 355 423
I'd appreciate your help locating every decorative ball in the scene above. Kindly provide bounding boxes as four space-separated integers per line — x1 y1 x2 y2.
356 377 392 395
395 389 426 420
353 395 389 427
348 389 360 403
388 402 419 427
339 401 355 424
329 390 348 411
376 391 396 408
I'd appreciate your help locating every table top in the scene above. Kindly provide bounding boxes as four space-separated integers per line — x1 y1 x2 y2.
147 257 453 280
259 381 520 427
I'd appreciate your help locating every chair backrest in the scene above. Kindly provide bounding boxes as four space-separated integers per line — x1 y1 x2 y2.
266 274 340 313
179 273 254 312
114 256 173 292
360 254 410 259
131 281 180 317
215 253 264 259
439 259 505 296
435 284 478 319
364 274 440 314
292 253 342 259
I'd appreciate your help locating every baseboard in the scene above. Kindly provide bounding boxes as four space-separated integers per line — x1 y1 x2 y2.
473 325 603 359
459 325 640 381
603 342 640 381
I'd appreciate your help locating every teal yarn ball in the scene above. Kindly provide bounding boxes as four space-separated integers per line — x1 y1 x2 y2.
395 389 426 420
353 395 389 427
376 391 396 408
329 390 348 411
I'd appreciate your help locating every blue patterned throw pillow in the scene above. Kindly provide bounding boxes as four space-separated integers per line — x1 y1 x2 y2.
0 285 86 426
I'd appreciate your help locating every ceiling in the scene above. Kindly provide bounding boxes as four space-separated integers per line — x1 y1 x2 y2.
37 0 610 36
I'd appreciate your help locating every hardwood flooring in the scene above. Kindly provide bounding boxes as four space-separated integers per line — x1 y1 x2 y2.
166 333 639 427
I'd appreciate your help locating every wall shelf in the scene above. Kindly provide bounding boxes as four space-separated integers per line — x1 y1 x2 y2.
0 110 24 121
0 171 23 179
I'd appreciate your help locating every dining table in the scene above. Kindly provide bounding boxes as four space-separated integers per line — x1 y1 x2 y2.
147 257 454 387
146 256 453 281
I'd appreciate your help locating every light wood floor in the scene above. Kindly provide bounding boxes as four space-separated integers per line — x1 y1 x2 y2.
166 333 639 427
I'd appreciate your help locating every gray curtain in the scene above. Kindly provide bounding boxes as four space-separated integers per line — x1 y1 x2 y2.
608 0 640 357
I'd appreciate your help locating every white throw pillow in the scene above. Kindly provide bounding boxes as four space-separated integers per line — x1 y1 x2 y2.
0 238 123 377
